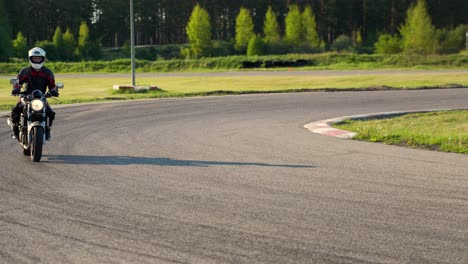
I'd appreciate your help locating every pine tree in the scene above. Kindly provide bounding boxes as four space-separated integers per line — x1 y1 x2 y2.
186 4 212 58
52 26 65 60
284 4 303 47
12 32 28 58
63 28 76 61
399 0 437 54
302 5 323 50
77 21 90 59
234 7 254 52
263 6 280 45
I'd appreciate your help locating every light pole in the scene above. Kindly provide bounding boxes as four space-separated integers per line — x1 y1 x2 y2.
466 32 468 52
130 0 136 87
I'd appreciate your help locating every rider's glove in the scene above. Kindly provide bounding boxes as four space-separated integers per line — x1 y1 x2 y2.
50 89 59 97
11 82 21 95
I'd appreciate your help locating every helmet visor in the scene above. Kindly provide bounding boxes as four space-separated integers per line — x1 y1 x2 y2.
30 56 45 64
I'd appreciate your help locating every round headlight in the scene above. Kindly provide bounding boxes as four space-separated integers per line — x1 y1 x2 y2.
31 99 44 111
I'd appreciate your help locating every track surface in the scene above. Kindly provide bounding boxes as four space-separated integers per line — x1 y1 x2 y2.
1 89 467 263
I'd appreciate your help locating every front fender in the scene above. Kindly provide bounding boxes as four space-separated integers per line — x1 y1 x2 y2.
28 122 46 144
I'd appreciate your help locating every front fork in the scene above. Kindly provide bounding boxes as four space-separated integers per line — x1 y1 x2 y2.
27 121 46 145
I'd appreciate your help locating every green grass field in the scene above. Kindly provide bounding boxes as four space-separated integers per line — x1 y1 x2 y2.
334 110 468 154
1 71 467 110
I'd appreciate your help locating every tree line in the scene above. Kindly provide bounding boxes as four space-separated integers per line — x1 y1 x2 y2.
0 0 467 61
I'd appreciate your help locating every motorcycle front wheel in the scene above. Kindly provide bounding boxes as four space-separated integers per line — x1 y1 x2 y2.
31 127 43 162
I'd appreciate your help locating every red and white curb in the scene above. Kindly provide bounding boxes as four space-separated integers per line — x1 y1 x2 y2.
304 109 452 139
304 117 357 139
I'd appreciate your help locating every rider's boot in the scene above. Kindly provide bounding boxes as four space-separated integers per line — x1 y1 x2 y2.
8 118 19 139
12 125 19 139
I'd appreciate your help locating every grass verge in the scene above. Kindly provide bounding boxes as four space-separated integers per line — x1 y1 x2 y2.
333 110 468 154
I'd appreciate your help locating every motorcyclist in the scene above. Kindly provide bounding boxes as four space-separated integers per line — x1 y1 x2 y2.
10 47 59 140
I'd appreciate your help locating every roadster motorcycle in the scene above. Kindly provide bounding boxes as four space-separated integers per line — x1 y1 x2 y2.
7 79 64 162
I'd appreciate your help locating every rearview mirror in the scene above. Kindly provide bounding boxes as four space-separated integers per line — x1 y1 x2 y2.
10 79 18 84
56 83 64 89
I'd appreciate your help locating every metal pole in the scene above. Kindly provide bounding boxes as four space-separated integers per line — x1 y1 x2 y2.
466 32 468 52
130 0 136 87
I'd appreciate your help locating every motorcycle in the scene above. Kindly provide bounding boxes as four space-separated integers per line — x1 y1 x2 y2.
7 79 64 162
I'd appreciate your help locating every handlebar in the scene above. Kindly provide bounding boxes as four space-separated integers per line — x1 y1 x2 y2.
11 92 56 99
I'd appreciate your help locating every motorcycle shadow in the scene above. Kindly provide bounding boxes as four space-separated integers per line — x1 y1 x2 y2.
43 154 315 168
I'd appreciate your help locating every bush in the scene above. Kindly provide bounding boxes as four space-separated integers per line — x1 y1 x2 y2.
374 34 403 54
157 44 187 59
265 41 289 55
103 44 185 60
87 41 103 60
180 47 194 60
1 53 467 75
247 36 266 56
135 46 155 60
34 40 58 61
437 25 468 54
330 35 353 52
211 40 234 57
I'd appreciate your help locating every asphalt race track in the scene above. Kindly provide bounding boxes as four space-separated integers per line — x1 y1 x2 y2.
1 88 467 263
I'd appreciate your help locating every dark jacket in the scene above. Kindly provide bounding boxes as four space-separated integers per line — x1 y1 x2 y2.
15 66 57 95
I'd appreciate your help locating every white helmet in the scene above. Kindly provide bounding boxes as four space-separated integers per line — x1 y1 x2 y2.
28 47 46 70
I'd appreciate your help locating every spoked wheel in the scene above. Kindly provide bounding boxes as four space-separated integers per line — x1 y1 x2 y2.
31 127 43 162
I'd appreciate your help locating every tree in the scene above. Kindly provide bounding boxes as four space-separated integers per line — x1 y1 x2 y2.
263 6 280 45
284 4 303 47
185 4 212 58
0 25 12 61
0 0 12 61
234 7 254 52
3 0 468 57
399 0 437 54
302 5 323 51
12 32 28 58
77 21 90 59
63 28 76 61
52 26 65 60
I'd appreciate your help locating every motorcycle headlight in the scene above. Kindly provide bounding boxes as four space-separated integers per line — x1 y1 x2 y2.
31 99 44 111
